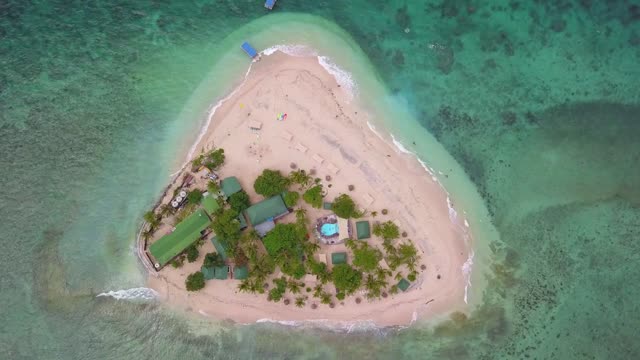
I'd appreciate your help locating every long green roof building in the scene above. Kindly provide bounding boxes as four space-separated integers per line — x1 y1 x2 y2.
244 194 289 236
149 209 211 267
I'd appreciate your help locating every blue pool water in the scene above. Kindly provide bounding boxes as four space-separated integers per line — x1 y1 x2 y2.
321 223 339 236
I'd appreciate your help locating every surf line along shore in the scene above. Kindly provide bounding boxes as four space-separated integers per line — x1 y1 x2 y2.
143 51 473 327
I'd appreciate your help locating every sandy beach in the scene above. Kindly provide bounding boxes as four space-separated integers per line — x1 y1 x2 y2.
146 51 472 327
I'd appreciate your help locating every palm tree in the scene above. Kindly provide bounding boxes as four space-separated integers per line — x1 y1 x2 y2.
288 280 302 294
295 208 308 224
320 292 332 305
295 296 307 308
238 280 251 293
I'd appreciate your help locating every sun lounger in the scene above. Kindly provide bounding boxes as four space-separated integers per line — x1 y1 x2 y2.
248 120 262 130
327 162 339 174
279 131 293 142
296 143 308 153
312 154 324 164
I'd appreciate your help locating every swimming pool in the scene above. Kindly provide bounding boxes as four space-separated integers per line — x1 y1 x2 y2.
320 223 339 236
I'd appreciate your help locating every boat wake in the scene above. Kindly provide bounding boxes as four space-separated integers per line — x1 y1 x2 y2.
97 287 158 301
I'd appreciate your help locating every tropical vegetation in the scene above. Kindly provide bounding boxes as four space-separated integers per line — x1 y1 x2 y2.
254 169 290 197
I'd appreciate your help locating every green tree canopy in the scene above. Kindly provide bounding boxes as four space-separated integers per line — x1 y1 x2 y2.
253 169 290 197
187 189 203 205
185 271 205 291
203 252 225 268
332 264 362 295
352 243 382 272
283 191 300 207
193 148 225 170
302 185 323 208
262 223 305 259
373 221 400 241
228 190 251 212
331 194 361 218
211 208 241 254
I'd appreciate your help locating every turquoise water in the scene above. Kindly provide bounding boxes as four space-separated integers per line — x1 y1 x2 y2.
1 1 639 359
321 223 339 237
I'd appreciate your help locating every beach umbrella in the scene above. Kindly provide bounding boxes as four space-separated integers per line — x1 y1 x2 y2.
179 190 187 198
171 200 179 208
175 196 183 203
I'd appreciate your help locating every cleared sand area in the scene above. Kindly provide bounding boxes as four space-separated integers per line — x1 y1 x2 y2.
147 52 471 326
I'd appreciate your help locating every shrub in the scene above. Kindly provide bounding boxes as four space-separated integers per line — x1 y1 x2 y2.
373 221 400 241
407 272 417 282
170 255 185 268
389 286 399 295
283 191 300 207
332 264 362 295
186 245 199 263
331 194 361 219
348 184 355 191
185 271 205 291
228 190 250 212
254 169 290 197
187 189 203 205
302 185 323 208
203 252 225 268
336 292 345 300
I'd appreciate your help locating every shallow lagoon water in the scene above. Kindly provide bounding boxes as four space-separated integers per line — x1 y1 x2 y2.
1 1 639 359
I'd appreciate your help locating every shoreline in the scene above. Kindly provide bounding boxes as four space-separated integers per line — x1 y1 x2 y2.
139 49 475 327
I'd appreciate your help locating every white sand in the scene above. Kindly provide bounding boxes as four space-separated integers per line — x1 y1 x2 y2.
147 52 471 326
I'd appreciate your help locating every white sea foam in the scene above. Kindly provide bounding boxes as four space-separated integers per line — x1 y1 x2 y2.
262 44 316 57
317 55 356 99
446 196 458 223
462 251 475 304
97 287 158 301
261 44 356 100
390 134 413 154
255 318 382 333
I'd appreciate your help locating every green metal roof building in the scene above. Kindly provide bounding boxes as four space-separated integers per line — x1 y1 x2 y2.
202 265 228 280
201 266 216 280
244 195 289 226
210 236 228 261
233 265 249 280
221 176 242 198
201 194 221 216
149 209 211 267
355 221 371 240
397 278 411 292
331 252 347 265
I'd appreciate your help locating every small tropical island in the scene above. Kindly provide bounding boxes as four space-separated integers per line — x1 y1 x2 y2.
140 51 471 326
